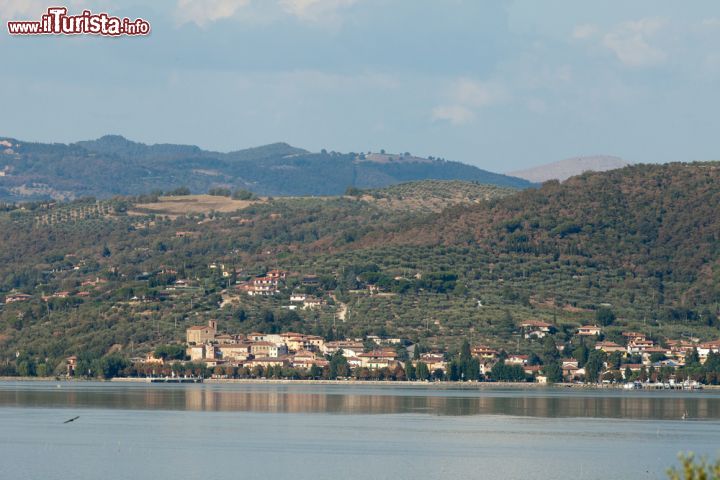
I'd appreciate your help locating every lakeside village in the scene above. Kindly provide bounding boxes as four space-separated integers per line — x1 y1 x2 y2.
65 319 720 388
8 268 720 387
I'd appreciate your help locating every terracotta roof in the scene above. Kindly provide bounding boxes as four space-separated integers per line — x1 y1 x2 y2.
622 331 646 337
358 350 397 358
293 350 317 358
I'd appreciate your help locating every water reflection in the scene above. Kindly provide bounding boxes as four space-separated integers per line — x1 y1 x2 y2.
2 382 720 419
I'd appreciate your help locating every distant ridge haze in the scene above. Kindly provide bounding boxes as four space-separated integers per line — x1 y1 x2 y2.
0 135 533 201
508 156 629 183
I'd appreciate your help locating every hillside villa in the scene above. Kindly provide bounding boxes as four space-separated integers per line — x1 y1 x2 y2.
5 293 32 303
577 325 602 336
520 320 553 339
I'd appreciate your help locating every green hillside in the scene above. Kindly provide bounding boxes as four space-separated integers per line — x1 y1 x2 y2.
383 163 720 308
0 166 719 376
359 180 517 212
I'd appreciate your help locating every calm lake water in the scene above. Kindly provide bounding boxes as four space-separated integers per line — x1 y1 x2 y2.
1 381 719 480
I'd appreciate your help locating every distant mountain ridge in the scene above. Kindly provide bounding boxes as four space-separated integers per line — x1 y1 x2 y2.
0 135 533 201
509 155 629 183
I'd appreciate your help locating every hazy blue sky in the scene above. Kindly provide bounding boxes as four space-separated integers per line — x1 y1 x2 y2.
1 0 719 171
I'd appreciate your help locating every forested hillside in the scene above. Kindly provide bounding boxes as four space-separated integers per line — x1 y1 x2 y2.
0 135 533 201
0 165 719 376
382 163 720 307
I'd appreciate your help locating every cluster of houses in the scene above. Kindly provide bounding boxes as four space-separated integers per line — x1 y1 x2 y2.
3 266 356 310
177 319 582 379
233 269 326 310
593 331 719 367
519 320 602 339
183 320 409 372
236 269 287 296
550 329 720 380
6 290 95 303
173 319 720 382
234 269 315 293
3 276 109 305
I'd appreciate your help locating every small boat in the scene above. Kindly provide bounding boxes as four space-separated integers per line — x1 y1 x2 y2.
623 381 642 390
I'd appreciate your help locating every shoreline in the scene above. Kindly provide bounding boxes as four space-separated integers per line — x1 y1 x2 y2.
1 376 716 390
0 376 586 388
203 379 593 389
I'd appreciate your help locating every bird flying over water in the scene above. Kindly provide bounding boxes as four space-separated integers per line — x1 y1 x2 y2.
63 416 80 424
